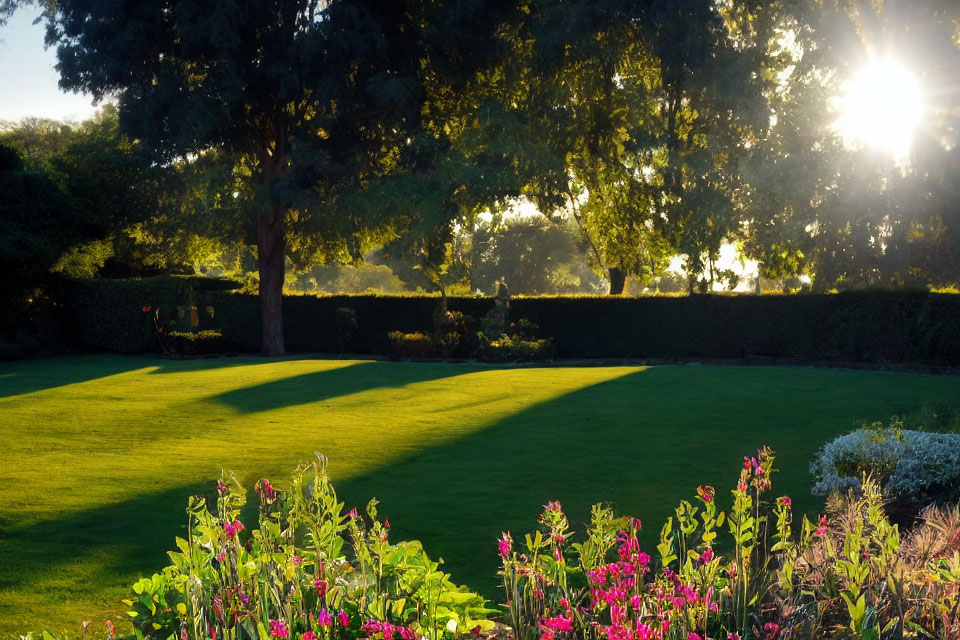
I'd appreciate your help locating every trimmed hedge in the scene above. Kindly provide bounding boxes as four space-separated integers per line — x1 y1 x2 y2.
60 279 960 365
60 276 240 353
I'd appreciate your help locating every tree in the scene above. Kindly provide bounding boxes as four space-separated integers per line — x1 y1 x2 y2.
43 0 521 354
0 144 93 329
467 216 604 295
2 107 176 277
509 0 771 294
744 0 960 291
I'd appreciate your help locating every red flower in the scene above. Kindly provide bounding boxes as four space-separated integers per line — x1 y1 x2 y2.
778 496 792 507
142 305 151 313
697 485 715 503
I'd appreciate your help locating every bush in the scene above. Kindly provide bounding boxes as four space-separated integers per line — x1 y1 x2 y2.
388 331 435 358
160 330 225 357
475 318 555 362
811 425 960 505
124 455 495 640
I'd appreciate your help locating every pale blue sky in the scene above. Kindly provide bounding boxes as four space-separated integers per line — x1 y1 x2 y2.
0 5 98 122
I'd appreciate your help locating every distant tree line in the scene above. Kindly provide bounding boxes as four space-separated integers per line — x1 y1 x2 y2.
1 0 959 354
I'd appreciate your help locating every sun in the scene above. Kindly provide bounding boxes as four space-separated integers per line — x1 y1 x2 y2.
835 57 925 160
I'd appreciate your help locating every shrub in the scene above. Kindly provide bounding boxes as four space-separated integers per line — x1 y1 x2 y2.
387 331 435 358
161 330 225 357
475 318 555 362
811 426 960 505
124 455 495 640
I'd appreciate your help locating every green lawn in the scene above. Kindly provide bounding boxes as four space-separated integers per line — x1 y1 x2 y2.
0 355 957 637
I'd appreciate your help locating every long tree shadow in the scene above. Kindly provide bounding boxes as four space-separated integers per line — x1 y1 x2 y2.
0 354 266 400
211 360 490 414
331 365 884 600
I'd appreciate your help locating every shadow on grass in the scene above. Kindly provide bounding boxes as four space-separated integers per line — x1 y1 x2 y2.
211 361 486 414
0 354 262 400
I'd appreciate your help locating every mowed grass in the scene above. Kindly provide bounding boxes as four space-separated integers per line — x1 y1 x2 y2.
1 355 958 637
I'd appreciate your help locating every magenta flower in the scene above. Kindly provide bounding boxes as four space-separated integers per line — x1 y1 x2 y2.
498 532 512 558
697 485 715 503
815 515 828 537
256 479 276 501
728 634 742 640
301 633 316 640
317 609 332 627
314 579 327 597
700 547 714 563
338 611 349 627
223 520 244 538
764 622 780 639
269 620 289 639
347 507 360 520
688 633 703 640
778 496 792 507
142 305 151 313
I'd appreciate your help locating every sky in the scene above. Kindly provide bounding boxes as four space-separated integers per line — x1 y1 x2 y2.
0 6 99 122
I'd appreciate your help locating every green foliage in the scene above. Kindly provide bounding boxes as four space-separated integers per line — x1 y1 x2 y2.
161 330 225 358
388 331 435 359
475 318 555 362
499 450 960 640
59 286 960 364
61 277 239 353
125 455 496 640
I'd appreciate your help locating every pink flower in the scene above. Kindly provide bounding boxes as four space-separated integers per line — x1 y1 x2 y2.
302 633 316 640
217 480 228 494
269 620 289 639
815 515 828 537
764 622 780 639
543 500 562 512
697 486 715 503
384 519 390 529
688 633 703 640
498 532 512 558
778 496 791 507
539 615 574 632
338 611 349 627
317 609 332 627
314 579 327 597
291 555 302 565
181 626 188 640
256 479 275 501
223 520 244 538
347 507 360 520
560 598 569 609
700 547 714 563
728 634 742 640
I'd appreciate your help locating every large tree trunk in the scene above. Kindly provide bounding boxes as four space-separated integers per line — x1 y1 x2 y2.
608 266 626 295
258 202 286 356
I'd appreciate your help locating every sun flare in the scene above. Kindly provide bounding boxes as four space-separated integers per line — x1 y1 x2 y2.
836 58 925 160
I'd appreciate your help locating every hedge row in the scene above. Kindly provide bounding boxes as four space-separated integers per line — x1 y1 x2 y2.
59 276 240 352
60 278 960 364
